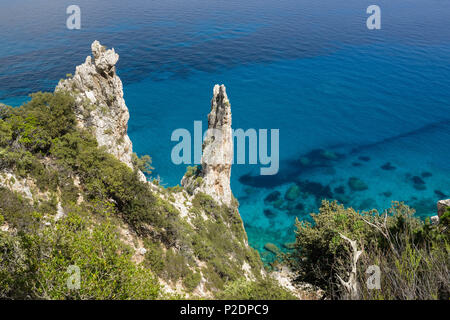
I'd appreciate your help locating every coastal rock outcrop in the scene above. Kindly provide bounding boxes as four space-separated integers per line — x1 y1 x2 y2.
182 84 233 206
437 199 450 217
0 40 310 299
56 41 135 170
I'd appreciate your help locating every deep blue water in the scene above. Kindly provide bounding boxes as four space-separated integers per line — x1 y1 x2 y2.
1 0 450 261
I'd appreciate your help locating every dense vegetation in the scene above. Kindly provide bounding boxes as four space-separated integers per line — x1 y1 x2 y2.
288 200 449 300
0 192 160 299
1 91 446 300
0 92 287 299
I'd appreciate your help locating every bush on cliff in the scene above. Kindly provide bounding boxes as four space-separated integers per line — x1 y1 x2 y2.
0 92 179 236
288 200 449 300
0 199 160 299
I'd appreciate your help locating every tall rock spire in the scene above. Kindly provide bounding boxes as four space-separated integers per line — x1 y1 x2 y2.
182 84 234 206
56 40 134 170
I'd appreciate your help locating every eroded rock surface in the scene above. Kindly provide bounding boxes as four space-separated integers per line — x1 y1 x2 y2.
56 40 134 169
437 199 450 217
182 84 233 206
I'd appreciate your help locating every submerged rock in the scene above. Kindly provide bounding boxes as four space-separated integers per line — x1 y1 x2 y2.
411 198 435 216
243 187 258 196
287 203 305 216
264 243 281 255
334 186 345 194
358 156 370 162
238 148 341 189
319 149 338 161
334 194 350 205
260 251 271 260
382 191 392 198
412 176 425 185
297 180 333 199
273 199 285 210
348 177 368 191
283 242 296 250
297 149 340 169
359 198 376 210
412 176 426 191
381 162 396 171
285 184 301 201
421 171 433 178
299 156 311 166
264 191 281 204
263 208 277 218
434 190 446 198
413 184 426 191
323 167 337 175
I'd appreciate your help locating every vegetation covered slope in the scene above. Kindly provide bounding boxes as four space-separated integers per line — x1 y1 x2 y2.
287 200 449 300
0 92 293 299
1 91 447 300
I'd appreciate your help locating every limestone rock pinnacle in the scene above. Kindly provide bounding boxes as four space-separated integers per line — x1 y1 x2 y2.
56 40 135 170
182 84 234 206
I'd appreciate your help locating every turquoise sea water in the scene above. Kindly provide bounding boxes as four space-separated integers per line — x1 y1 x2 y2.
1 0 449 261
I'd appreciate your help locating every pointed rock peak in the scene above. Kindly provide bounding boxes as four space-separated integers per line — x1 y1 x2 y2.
182 84 234 207
203 84 233 169
55 41 136 172
209 84 231 128
91 40 119 74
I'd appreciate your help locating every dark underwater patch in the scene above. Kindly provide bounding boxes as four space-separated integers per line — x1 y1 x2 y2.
381 162 396 171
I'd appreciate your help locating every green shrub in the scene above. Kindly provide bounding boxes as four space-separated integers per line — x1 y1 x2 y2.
184 165 199 178
0 187 37 231
0 119 13 146
183 271 202 293
289 200 449 300
0 205 160 299
167 185 183 193
144 240 165 275
132 153 153 175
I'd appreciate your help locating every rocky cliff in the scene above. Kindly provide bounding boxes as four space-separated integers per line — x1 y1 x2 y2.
181 84 233 206
56 41 135 170
21 41 270 297
56 41 236 207
0 41 323 299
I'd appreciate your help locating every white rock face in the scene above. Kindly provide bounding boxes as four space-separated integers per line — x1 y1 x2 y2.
137 248 147 255
271 265 324 300
430 215 440 225
0 172 34 200
55 202 66 221
182 84 233 206
56 40 134 169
